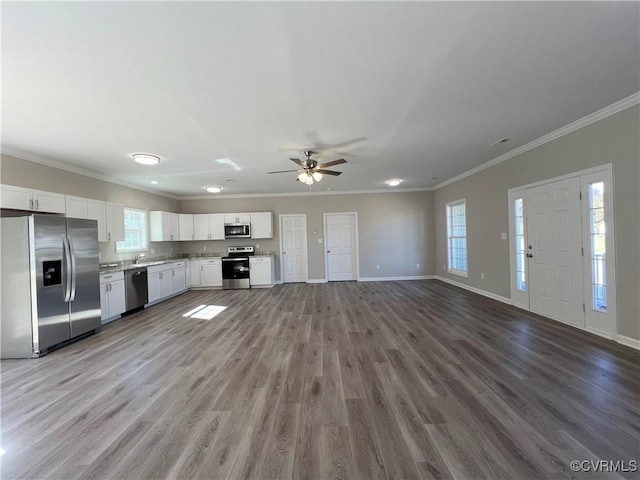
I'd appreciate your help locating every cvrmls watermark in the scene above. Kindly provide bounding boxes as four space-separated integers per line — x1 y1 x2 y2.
570 460 637 473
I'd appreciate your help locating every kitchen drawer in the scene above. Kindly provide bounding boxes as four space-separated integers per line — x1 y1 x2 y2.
249 257 270 263
201 258 221 265
100 271 124 284
147 264 171 274
171 261 186 268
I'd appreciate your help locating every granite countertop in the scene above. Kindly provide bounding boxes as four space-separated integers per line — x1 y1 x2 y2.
99 252 274 274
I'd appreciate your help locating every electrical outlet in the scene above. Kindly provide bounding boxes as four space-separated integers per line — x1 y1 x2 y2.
376 264 380 270
98 252 102 261
255 244 259 249
416 263 420 269
481 273 485 279
203 246 207 251
501 232 508 240
318 238 323 244
443 264 446 270
170 247 173 253
150 248 155 254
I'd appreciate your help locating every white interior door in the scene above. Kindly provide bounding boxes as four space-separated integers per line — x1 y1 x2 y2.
280 215 307 283
325 213 357 282
526 177 584 327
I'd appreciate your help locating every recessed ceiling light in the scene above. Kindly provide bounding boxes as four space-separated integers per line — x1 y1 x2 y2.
150 180 159 185
204 186 222 193
225 179 235 183
386 179 402 187
132 153 160 165
491 138 510 146
431 176 438 180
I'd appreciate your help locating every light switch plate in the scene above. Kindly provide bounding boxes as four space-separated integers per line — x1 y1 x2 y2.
501 232 508 240
318 238 323 244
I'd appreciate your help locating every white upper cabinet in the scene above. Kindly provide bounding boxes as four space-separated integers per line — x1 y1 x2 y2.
224 212 250 224
104 202 125 242
178 214 194 241
87 199 107 241
251 212 273 239
149 211 179 241
32 190 66 213
193 213 225 240
1 185 65 213
65 195 88 219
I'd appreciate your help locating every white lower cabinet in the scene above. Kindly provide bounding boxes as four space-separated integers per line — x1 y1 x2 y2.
200 258 222 287
99 272 126 323
147 261 188 304
249 256 275 287
189 259 201 286
171 262 187 293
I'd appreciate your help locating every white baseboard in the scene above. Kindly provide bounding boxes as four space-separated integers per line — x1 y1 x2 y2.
306 279 327 284
358 275 437 282
435 276 513 305
617 335 640 351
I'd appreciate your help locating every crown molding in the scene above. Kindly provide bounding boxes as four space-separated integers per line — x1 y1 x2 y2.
179 186 434 201
3 92 636 199
1 147 181 200
433 92 640 190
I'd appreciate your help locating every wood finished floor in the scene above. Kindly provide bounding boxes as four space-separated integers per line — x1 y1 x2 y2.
1 280 639 480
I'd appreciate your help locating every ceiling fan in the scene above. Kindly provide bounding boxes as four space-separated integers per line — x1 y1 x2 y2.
268 150 347 185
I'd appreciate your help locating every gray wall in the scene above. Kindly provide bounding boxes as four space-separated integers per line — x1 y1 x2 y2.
434 106 640 341
178 191 436 281
0 154 180 262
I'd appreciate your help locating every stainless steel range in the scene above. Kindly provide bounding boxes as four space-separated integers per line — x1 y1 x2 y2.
222 246 254 289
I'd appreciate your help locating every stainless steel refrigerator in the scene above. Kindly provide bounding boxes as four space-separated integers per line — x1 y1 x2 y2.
1 214 101 358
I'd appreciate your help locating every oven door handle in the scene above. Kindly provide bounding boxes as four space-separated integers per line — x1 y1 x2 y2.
222 257 249 261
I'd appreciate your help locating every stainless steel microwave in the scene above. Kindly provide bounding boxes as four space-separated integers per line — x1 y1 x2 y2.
224 223 251 239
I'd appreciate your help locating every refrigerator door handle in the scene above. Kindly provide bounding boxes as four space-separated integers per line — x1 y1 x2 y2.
63 237 72 302
69 238 78 301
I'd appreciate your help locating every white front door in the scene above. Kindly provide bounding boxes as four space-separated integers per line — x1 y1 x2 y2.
280 215 307 283
325 213 357 282
526 177 584 327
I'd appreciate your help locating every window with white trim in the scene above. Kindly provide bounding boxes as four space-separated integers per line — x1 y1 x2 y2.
116 208 148 252
514 197 527 292
446 199 467 277
588 182 607 312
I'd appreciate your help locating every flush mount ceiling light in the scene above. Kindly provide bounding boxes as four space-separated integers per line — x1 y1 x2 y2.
132 153 160 165
386 179 402 187
204 186 222 193
150 180 159 185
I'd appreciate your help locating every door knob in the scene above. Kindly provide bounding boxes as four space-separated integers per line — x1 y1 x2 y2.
327 250 330 253
283 252 286 254
526 253 533 258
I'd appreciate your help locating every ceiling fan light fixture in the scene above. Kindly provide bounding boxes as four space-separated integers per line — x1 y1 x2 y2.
132 153 160 165
298 172 308 183
204 186 222 193
304 175 314 186
312 171 323 182
386 179 402 187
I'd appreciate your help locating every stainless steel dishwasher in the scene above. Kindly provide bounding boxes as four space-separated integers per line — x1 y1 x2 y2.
124 267 148 312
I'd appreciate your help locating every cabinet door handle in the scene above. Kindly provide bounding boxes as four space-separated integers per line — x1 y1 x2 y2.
201 265 203 272
172 270 175 277
108 232 111 242
105 284 109 292
35 199 39 210
29 199 34 209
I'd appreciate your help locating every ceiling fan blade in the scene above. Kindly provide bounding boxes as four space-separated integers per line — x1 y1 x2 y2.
268 169 300 174
289 157 305 167
317 159 346 169
315 169 342 176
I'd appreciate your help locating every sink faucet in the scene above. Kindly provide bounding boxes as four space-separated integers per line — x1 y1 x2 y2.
135 253 146 264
